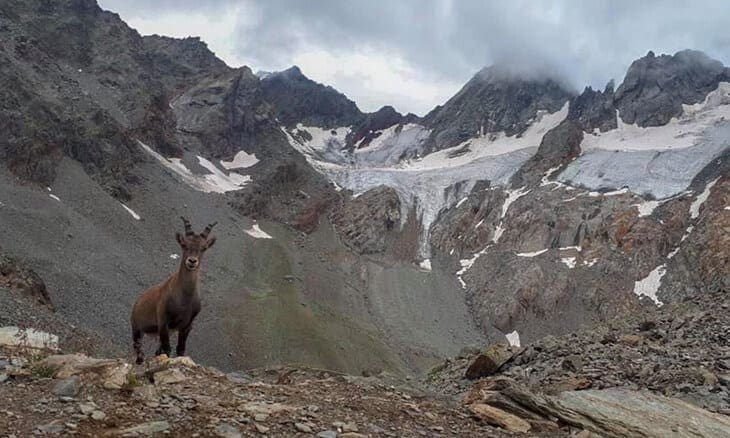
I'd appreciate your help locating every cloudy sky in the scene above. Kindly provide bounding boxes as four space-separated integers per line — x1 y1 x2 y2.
98 0 730 115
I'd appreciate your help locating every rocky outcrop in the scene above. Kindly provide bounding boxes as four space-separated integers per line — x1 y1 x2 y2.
330 186 401 254
464 378 730 438
259 66 364 128
615 50 730 126
423 65 574 151
510 119 584 187
173 67 278 159
345 105 419 150
428 289 730 417
568 81 617 133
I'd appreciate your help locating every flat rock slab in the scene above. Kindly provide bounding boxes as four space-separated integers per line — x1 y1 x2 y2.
468 403 531 433
535 388 730 438
0 326 59 351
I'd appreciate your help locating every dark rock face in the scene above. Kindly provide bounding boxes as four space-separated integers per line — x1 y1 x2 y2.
510 119 584 187
0 0 231 197
568 81 617 133
423 66 574 151
329 186 401 254
346 106 411 149
259 66 364 128
615 50 730 127
173 67 278 159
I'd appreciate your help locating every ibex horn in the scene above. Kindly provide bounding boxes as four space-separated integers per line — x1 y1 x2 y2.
201 221 218 238
181 216 194 236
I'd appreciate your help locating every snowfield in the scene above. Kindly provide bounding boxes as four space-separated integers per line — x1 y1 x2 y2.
560 82 730 199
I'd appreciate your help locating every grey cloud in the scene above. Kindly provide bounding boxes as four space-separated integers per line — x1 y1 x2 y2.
100 0 730 113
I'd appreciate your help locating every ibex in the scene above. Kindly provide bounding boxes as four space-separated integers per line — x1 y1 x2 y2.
131 217 216 364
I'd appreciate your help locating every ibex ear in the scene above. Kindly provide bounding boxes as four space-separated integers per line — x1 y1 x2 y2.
205 236 216 250
176 232 185 247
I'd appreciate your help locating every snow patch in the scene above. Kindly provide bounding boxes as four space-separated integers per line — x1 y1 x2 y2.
49 194 61 202
121 204 141 220
170 254 180 260
559 246 582 252
244 223 273 239
492 187 529 243
633 200 663 217
418 259 432 271
505 330 521 347
516 249 548 257
689 177 719 219
560 257 577 268
633 265 666 306
583 258 598 267
456 245 493 289
221 150 259 170
138 141 251 193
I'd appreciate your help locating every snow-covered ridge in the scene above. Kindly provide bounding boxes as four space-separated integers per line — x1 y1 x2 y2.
138 141 251 193
560 82 730 199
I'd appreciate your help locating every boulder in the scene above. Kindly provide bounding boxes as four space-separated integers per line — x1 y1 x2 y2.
465 344 519 380
37 354 131 389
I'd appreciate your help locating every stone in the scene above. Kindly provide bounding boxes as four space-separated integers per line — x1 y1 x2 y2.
699 367 719 386
254 423 270 434
295 422 313 433
240 401 296 416
226 372 252 384
35 422 64 434
0 327 59 351
562 355 583 373
253 413 268 422
78 402 97 415
465 344 519 380
118 420 171 435
0 373 7 383
36 354 131 389
468 403 531 433
52 376 81 397
618 334 644 346
717 374 730 387
154 368 187 385
317 431 337 438
342 422 359 432
215 423 242 438
91 410 106 421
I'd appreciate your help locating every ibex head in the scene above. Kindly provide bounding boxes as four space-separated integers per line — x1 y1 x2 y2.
175 217 217 271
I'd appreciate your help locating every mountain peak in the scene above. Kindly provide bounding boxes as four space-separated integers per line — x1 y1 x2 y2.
615 49 729 126
259 65 363 127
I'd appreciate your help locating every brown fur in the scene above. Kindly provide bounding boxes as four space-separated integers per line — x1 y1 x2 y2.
131 217 216 364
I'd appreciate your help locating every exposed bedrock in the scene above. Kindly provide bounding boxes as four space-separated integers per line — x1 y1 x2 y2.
615 49 730 126
330 186 401 254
